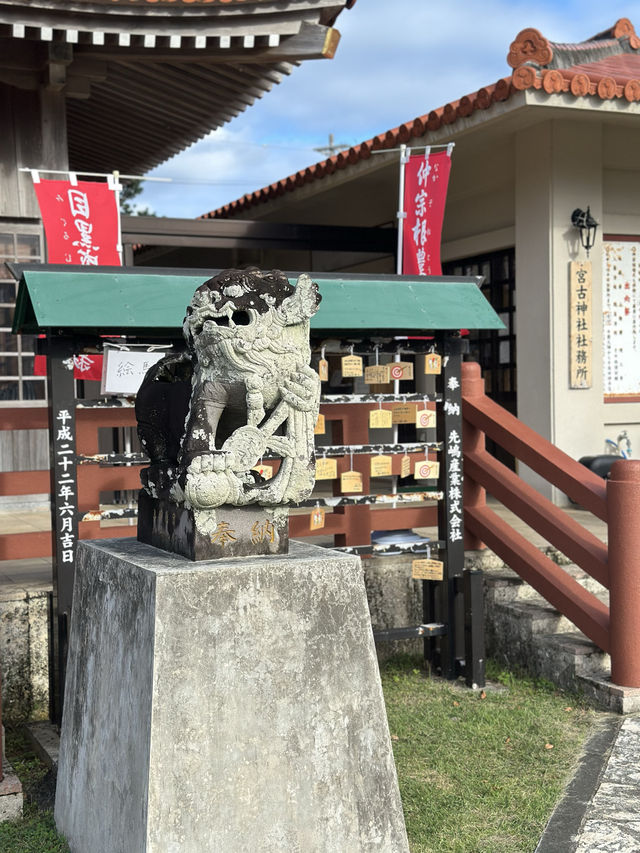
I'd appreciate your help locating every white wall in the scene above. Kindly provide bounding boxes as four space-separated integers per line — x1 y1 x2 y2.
515 119 605 502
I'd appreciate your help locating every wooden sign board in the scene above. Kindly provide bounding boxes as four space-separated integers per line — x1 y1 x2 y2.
569 261 592 389
101 349 166 396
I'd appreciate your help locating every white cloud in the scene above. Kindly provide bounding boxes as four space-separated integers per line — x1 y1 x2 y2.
138 0 638 217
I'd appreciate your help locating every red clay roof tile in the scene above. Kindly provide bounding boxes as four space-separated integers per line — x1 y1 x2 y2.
203 18 640 220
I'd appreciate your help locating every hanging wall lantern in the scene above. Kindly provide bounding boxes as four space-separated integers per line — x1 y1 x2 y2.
571 206 599 255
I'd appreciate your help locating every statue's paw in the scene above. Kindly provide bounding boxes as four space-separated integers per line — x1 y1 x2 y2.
188 453 225 475
184 468 231 510
279 367 320 412
266 435 294 457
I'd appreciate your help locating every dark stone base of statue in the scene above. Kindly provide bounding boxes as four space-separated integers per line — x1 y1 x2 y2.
137 490 289 561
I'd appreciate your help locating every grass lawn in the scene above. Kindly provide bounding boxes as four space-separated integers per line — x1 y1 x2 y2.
1 656 599 853
382 655 600 853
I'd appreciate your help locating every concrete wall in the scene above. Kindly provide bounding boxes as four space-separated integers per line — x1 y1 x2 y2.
0 588 49 721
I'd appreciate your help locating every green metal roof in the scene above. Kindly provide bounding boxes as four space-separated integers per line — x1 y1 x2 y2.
12 267 504 336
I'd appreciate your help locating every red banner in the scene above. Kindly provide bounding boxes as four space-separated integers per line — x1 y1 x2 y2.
402 150 452 276
33 178 121 266
33 344 103 380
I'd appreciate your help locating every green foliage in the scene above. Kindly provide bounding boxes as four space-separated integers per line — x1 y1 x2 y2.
380 655 598 853
120 179 155 216
1 659 598 853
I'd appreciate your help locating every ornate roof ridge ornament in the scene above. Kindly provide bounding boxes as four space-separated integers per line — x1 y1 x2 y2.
508 19 640 72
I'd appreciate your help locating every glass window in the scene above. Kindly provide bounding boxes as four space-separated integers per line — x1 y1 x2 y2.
22 379 46 400
0 380 19 400
0 354 19 375
0 307 14 328
21 355 35 375
0 281 15 303
16 234 40 258
0 234 14 258
0 225 44 402
0 330 18 352
443 247 516 416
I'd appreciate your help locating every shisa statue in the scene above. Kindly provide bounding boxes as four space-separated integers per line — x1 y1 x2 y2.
135 268 321 559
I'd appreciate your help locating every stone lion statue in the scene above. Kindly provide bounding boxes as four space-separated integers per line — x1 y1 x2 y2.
135 268 321 539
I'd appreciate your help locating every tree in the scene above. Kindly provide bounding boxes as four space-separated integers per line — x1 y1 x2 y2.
119 179 156 216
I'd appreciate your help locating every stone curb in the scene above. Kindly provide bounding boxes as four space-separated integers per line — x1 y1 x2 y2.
535 715 622 852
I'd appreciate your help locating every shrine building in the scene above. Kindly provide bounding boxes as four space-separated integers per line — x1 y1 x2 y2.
197 17 640 502
0 0 355 405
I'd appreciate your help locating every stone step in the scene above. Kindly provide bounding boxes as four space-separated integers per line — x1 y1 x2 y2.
483 563 609 608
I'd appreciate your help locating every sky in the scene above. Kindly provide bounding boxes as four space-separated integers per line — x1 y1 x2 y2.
136 0 640 218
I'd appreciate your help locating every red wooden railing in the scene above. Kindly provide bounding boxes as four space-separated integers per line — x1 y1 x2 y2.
0 403 438 560
462 361 640 687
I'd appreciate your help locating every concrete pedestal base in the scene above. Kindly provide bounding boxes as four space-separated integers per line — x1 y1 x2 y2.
55 539 409 853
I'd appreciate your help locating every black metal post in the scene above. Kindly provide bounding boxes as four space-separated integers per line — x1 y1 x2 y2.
464 569 486 688
435 332 465 679
47 334 79 724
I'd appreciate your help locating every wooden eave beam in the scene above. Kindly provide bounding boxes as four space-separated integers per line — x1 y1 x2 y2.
122 217 397 255
71 23 339 64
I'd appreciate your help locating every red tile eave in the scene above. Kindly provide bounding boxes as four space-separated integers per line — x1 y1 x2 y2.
202 53 640 220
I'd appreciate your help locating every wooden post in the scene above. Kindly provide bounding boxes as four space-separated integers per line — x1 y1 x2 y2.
461 361 487 551
607 459 640 687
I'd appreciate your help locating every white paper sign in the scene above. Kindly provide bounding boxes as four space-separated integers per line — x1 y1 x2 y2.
101 349 166 395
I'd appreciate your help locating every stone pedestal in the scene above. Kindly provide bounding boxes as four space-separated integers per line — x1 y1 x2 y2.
137 490 289 560
55 539 409 853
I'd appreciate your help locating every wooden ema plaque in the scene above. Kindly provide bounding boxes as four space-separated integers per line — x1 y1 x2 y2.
365 364 390 384
340 470 363 493
389 361 413 381
309 506 326 530
315 458 337 480
411 559 444 581
369 408 393 429
424 353 442 375
416 408 436 429
392 404 416 424
341 355 363 377
370 455 392 477
317 359 329 382
414 460 440 480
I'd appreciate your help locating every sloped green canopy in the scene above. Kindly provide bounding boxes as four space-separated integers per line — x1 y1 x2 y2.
12 266 504 336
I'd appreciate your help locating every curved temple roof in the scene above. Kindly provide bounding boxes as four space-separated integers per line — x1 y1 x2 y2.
0 0 355 173
205 17 640 220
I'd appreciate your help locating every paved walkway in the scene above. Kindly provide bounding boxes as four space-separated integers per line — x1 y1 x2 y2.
537 715 640 852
